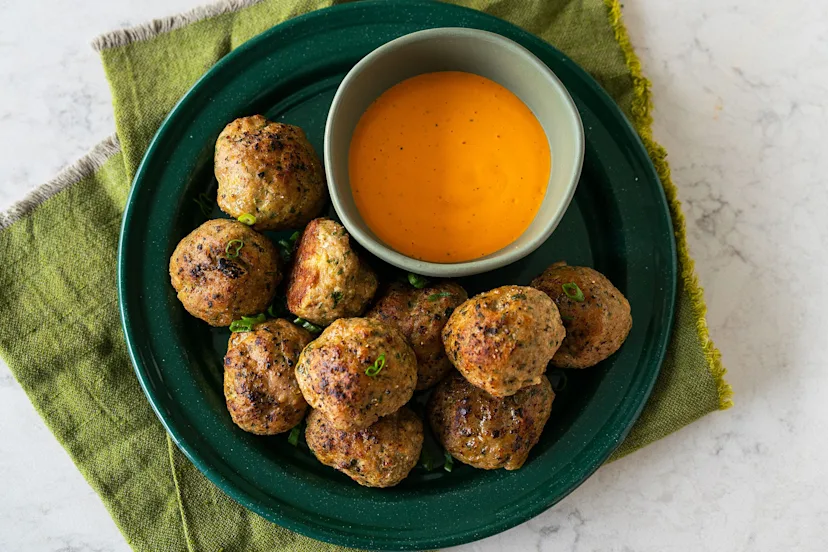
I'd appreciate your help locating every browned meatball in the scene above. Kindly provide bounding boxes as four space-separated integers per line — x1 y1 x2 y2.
295 318 416 430
367 281 468 390
531 262 632 368
223 319 311 435
428 372 554 470
286 218 378 326
215 115 327 231
169 219 280 326
442 285 564 397
305 407 423 488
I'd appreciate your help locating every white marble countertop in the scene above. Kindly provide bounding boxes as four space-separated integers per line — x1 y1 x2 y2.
2 1 827 550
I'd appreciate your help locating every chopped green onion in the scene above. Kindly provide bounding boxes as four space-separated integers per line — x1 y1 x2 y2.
562 282 585 302
225 239 244 259
293 317 322 334
407 272 429 289
228 313 266 332
419 449 435 471
331 290 343 307
237 213 256 225
287 425 301 446
365 353 386 377
443 452 454 472
427 292 453 301
278 231 301 261
561 314 574 322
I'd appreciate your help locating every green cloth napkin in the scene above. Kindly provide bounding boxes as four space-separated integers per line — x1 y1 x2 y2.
0 0 732 550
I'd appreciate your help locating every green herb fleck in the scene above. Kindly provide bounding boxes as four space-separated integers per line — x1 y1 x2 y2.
427 292 453 301
225 239 244 259
561 314 574 321
420 449 434 471
443 452 454 472
229 313 266 332
562 282 585 302
511 293 527 300
237 213 256 225
293 317 322 334
365 353 386 377
331 291 343 307
278 231 301 261
287 425 301 446
407 272 429 289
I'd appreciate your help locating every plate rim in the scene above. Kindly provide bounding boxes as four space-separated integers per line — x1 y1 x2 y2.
118 1 678 549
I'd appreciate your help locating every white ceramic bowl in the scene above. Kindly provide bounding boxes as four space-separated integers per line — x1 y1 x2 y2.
325 27 584 277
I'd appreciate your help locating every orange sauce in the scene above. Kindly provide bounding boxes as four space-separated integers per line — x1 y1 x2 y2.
348 71 551 263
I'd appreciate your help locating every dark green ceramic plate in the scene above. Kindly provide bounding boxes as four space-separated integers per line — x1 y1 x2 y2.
118 2 676 550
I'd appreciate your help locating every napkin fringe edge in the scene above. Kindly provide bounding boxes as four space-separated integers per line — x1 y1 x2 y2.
0 135 121 232
605 0 733 410
91 0 265 51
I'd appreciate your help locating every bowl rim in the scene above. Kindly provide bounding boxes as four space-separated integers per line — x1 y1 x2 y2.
324 27 585 277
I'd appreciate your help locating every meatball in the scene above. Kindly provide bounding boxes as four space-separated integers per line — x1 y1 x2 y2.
295 318 417 430
286 218 378 326
223 319 311 435
428 372 554 470
442 285 565 397
367 281 468 390
530 262 632 368
169 219 280 326
214 115 327 231
305 407 423 488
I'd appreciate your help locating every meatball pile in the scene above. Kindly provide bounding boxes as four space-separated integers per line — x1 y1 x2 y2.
169 113 635 486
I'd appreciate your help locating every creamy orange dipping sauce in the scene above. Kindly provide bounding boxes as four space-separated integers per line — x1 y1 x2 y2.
348 71 551 263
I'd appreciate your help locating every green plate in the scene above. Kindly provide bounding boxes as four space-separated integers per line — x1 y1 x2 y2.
118 1 676 550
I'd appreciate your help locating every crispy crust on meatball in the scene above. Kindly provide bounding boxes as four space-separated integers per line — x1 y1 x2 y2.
531 262 632 368
223 319 311 435
441 285 564 397
169 219 280 326
294 318 417 430
286 218 378 326
215 115 327 230
428 372 554 470
367 281 468 390
305 407 423 487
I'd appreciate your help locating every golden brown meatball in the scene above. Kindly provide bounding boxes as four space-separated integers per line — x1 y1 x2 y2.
286 218 378 326
305 407 423 488
214 115 327 231
428 372 554 470
531 262 632 368
367 281 468 390
442 285 564 397
169 219 280 326
295 318 416 430
223 319 311 435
